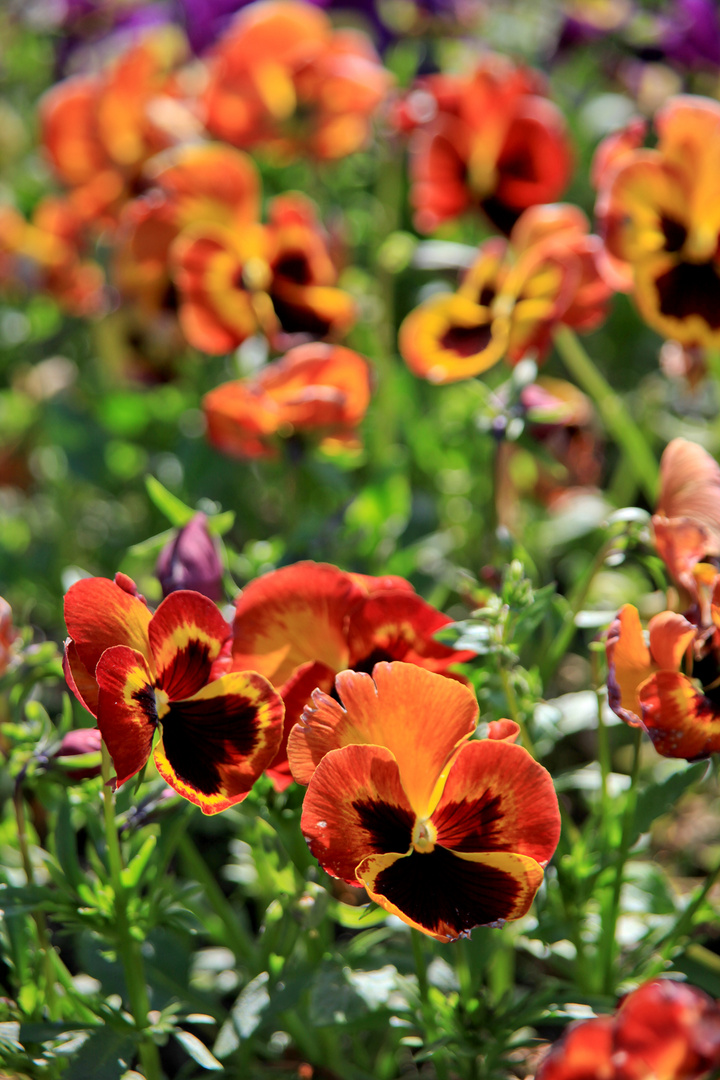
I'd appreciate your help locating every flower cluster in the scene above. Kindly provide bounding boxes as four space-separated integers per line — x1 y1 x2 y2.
399 204 611 383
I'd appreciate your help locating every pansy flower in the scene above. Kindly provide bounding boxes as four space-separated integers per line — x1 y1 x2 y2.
64 573 284 813
298 662 560 941
230 561 473 790
536 977 720 1080
203 343 372 458
606 602 720 759
594 95 720 346
202 0 391 160
400 56 572 235
399 204 611 384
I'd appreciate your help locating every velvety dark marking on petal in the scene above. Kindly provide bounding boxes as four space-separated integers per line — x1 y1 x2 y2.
479 286 496 307
157 640 213 700
271 294 332 337
274 252 312 285
351 647 397 675
440 323 492 358
373 846 521 937
655 261 720 329
480 195 521 236
498 144 536 183
161 694 260 795
691 652 720 706
433 792 504 852
352 798 414 854
660 216 687 254
132 684 159 725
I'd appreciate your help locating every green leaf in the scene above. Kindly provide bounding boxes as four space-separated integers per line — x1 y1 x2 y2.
631 761 709 846
207 511 235 537
52 802 84 892
121 835 157 891
62 1025 135 1080
145 476 195 527
174 1029 223 1071
329 900 388 929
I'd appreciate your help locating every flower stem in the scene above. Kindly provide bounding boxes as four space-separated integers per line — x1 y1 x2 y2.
101 743 161 1080
553 326 659 505
411 928 449 1080
14 781 57 1019
600 728 643 994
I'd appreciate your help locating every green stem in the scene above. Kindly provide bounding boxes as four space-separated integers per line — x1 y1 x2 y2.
601 729 643 994
646 854 720 975
14 783 57 1019
101 744 161 1080
497 661 536 758
176 833 258 964
553 326 659 505
411 929 449 1080
593 652 612 838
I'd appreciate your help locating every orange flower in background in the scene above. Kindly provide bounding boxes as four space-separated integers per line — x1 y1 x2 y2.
536 978 720 1080
40 27 190 231
202 0 391 159
299 662 560 941
594 95 720 346
652 438 720 597
0 199 105 317
203 343 372 458
113 142 261 317
230 561 473 790
399 204 611 383
63 573 284 813
606 602 720 759
171 192 355 354
401 56 573 234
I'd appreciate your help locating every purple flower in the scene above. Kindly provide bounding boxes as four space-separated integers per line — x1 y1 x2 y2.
156 513 224 602
661 0 720 69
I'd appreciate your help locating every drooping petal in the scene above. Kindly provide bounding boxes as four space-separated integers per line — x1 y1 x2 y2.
300 743 414 884
148 589 231 701
646 610 696 671
430 739 560 865
64 575 153 685
231 562 362 683
152 671 284 814
357 847 544 942
289 662 477 812
94 646 157 787
486 719 520 742
639 670 720 759
63 639 100 716
606 604 654 726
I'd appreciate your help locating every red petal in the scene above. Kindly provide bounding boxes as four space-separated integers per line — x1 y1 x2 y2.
639 670 720 759
431 739 560 865
347 589 475 672
64 576 153 685
301 743 414 883
231 562 361 684
95 646 157 787
535 1016 615 1080
152 671 284 814
63 639 100 716
266 659 335 792
149 590 231 700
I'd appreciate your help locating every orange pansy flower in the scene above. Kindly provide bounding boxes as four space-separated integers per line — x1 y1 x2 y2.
63 573 284 813
230 562 473 791
402 56 572 235
202 0 390 160
202 343 372 458
536 978 720 1080
299 662 560 941
594 95 720 346
399 204 610 384
606 602 720 759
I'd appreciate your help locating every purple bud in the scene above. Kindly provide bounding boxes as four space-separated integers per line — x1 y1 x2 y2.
55 727 103 780
156 513 223 602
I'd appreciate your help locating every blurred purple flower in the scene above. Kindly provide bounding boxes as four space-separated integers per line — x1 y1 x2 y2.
661 0 720 68
156 513 223 602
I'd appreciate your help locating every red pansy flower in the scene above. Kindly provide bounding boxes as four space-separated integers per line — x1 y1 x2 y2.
64 574 284 813
299 662 560 941
230 562 472 791
202 343 372 459
536 978 720 1080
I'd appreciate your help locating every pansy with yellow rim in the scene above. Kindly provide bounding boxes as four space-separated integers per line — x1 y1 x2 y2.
594 95 720 346
298 662 560 941
64 573 284 813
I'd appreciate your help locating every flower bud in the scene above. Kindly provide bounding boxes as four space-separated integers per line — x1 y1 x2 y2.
155 513 223 602
54 727 103 780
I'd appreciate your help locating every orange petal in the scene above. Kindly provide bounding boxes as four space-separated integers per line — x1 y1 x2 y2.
646 610 695 671
431 739 560 865
639 670 720 760
64 575 153 684
148 590 231 700
606 604 654 726
300 743 414 883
